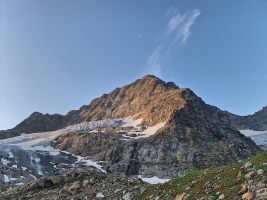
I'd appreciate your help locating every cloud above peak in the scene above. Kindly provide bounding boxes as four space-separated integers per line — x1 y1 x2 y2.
145 8 201 77
168 9 201 45
145 46 164 77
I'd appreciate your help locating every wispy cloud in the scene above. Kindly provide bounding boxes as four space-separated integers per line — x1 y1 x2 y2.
145 9 201 77
167 9 201 45
145 46 164 77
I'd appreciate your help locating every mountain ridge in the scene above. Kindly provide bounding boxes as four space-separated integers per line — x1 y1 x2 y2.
0 75 196 139
1 74 266 140
0 74 262 185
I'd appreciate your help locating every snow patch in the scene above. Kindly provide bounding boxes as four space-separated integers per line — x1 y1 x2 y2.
138 175 170 184
67 119 124 132
1 158 10 165
21 167 27 171
3 175 10 183
8 152 14 158
240 129 267 137
0 129 67 149
141 122 165 137
122 117 143 128
58 150 106 173
240 129 267 147
124 122 166 139
30 174 37 180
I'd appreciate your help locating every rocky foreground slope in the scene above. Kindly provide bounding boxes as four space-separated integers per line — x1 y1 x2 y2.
0 167 146 200
1 151 267 200
137 151 267 200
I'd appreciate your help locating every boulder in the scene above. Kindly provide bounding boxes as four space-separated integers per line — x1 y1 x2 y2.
242 192 254 200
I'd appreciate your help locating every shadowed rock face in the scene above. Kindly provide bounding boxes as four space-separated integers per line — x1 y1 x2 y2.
227 106 267 131
0 113 65 139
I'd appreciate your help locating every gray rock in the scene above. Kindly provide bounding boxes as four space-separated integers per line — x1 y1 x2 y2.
245 171 256 180
96 192 105 199
257 169 264 175
244 162 253 169
218 193 225 199
50 176 63 185
122 192 131 200
38 177 53 188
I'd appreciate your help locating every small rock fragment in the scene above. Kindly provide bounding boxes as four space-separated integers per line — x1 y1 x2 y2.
96 192 105 199
245 171 256 180
218 193 225 199
175 192 187 200
242 192 254 200
244 162 253 169
256 188 267 199
239 184 247 194
68 181 81 193
122 192 131 200
256 169 264 175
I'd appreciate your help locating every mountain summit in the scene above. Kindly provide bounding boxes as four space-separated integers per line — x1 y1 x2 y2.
78 74 194 126
0 75 263 178
0 75 197 138
1 75 266 139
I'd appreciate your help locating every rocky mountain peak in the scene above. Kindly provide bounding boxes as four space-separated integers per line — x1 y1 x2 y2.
133 74 179 89
29 111 44 117
0 75 263 186
78 75 198 127
1 75 266 141
135 75 180 91
0 75 201 139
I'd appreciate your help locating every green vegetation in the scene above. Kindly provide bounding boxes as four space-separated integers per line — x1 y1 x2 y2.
136 151 267 200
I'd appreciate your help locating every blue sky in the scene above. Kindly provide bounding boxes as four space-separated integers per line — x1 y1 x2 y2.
0 0 267 129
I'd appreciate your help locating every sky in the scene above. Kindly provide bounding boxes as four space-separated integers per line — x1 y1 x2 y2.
0 0 267 129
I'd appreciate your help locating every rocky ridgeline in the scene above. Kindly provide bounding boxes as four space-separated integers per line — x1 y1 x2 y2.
0 75 188 139
2 75 267 140
228 106 267 131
